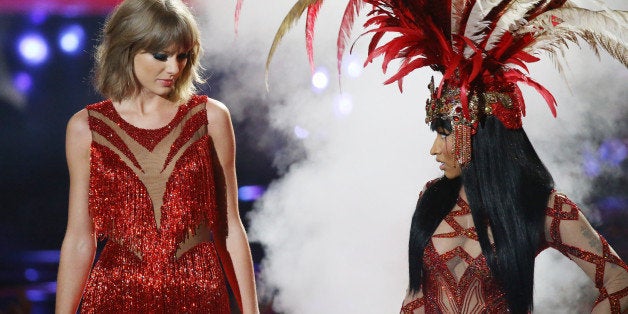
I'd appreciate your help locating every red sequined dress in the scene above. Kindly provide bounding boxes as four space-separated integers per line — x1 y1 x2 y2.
80 95 232 313
400 189 628 313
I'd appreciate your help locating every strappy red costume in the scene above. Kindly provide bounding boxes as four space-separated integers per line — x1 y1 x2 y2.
401 190 628 313
80 95 232 313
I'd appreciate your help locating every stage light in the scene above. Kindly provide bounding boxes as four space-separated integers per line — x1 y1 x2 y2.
24 268 40 282
24 282 57 302
294 125 310 139
13 72 33 93
582 150 601 177
59 24 85 54
598 138 627 166
311 67 329 92
18 33 49 66
29 10 48 25
333 93 353 117
238 185 266 202
25 289 47 302
346 57 362 78
19 250 60 263
596 196 627 212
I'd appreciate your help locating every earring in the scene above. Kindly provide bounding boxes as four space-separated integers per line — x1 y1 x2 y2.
453 124 472 166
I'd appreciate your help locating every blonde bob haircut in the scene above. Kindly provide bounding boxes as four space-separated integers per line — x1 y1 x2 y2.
94 0 203 102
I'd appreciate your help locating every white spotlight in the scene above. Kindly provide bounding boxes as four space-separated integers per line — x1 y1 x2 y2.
333 93 353 117
18 34 49 66
59 25 85 54
346 59 363 78
311 67 329 92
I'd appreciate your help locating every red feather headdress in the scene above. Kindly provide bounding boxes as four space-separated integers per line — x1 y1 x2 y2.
265 0 627 165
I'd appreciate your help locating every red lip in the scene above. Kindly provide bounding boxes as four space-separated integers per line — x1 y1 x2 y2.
159 79 174 87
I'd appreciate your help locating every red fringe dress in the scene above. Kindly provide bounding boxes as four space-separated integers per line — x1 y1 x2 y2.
80 95 232 313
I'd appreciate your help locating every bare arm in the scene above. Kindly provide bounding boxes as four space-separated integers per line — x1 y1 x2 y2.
206 99 259 314
55 109 97 313
400 289 426 314
544 192 628 313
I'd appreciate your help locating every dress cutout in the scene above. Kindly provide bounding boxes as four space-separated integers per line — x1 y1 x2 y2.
81 95 231 313
401 191 628 313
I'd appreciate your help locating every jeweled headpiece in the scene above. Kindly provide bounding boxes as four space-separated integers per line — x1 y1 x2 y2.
424 75 524 164
264 0 628 165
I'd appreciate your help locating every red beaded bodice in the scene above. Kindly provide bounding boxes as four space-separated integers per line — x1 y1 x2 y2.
419 198 509 313
401 190 628 314
81 95 231 313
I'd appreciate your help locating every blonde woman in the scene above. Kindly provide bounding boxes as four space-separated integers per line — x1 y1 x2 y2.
55 0 258 312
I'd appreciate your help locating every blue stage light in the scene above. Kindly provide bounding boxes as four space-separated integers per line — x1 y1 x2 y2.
596 197 628 212
24 268 40 282
598 138 627 166
24 282 57 302
238 185 266 202
13 72 33 93
26 289 47 302
29 10 48 25
59 24 85 54
582 150 601 178
19 250 61 263
18 33 49 66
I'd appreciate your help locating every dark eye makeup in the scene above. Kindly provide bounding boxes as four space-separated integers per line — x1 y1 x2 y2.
176 52 190 60
152 52 168 61
151 51 190 62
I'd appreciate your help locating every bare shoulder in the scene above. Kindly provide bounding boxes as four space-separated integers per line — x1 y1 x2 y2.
544 190 585 222
66 109 91 151
202 97 236 159
67 109 90 138
204 97 232 126
546 190 577 208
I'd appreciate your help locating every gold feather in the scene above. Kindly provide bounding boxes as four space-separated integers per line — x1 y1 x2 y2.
265 0 323 89
522 7 628 68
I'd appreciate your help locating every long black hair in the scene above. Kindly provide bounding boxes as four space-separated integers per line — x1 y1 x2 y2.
408 116 554 313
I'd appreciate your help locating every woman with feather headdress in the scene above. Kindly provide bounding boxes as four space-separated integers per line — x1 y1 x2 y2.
262 0 628 312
